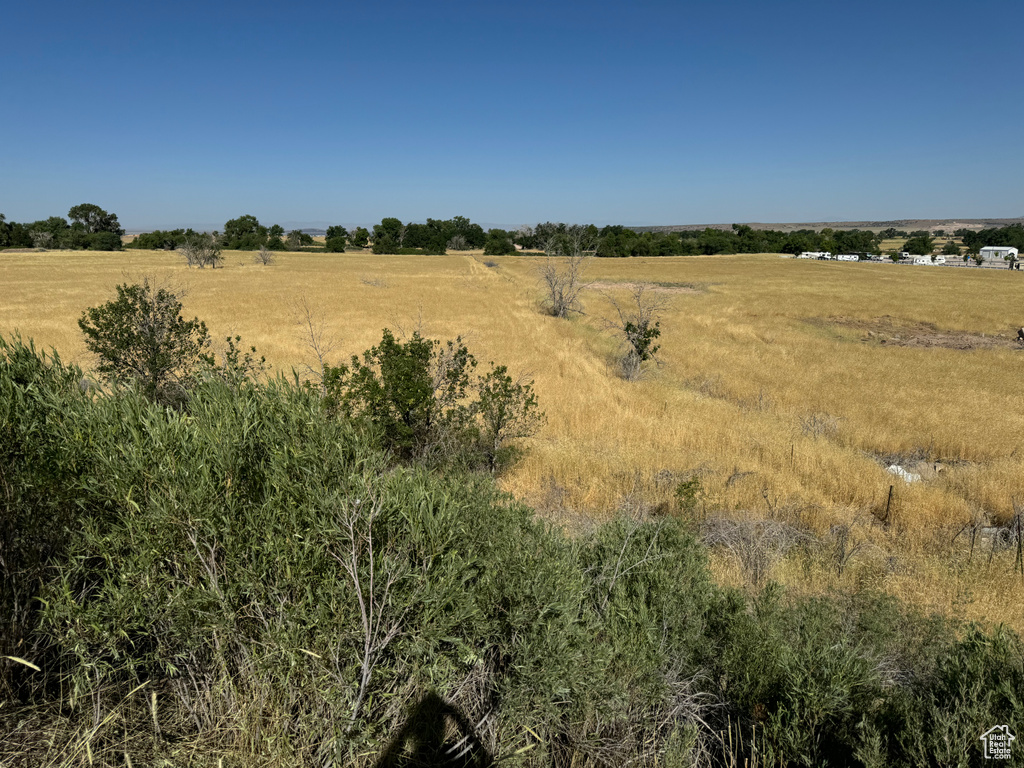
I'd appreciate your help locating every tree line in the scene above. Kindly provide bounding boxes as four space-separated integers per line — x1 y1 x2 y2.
957 223 1024 253
0 204 124 251
126 215 332 252
8 206 1021 261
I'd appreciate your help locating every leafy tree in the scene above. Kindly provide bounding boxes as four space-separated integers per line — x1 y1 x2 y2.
126 229 188 250
324 329 541 468
483 228 517 255
78 280 213 406
28 216 69 248
325 330 470 461
264 224 286 250
421 218 451 254
371 218 405 253
68 203 123 235
0 217 32 248
324 225 348 253
902 234 934 256
477 365 544 470
87 231 123 251
451 215 486 248
324 238 346 253
221 215 267 250
351 226 370 248
941 240 961 256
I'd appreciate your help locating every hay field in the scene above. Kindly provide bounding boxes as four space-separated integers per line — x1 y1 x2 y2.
3 249 1023 628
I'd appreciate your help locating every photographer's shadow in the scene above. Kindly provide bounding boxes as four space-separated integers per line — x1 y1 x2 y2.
373 692 494 768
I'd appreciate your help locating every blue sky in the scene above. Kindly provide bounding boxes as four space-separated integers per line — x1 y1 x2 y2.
2 0 1022 230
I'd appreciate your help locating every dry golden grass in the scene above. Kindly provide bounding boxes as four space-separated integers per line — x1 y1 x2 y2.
3 248 1024 628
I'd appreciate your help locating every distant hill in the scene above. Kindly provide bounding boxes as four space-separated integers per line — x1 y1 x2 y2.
635 217 1024 234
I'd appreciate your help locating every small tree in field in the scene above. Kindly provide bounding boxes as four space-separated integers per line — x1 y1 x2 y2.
539 226 594 318
181 233 222 268
78 280 213 405
254 245 275 265
603 284 667 380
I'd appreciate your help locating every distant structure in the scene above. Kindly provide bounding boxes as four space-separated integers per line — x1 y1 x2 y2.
979 246 1019 262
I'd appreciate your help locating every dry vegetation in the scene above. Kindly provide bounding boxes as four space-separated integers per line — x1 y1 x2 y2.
3 248 1023 629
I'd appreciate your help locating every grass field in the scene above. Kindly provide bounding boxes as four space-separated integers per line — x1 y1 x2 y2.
3 248 1023 628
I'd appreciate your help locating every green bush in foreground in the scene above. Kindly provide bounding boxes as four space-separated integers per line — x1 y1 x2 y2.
1 334 1021 767
324 329 543 470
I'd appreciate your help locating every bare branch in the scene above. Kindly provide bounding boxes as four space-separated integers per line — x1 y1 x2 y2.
253 245 275 265
600 283 669 380
538 226 595 318
294 296 338 389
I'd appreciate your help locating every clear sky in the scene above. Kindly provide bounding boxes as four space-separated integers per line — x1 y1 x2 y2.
2 0 1022 231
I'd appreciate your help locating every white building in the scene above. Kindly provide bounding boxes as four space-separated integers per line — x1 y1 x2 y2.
979 246 1019 262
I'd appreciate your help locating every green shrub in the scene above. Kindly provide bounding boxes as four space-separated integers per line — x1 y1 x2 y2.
78 280 214 407
0 336 95 700
85 231 122 250
2 334 1022 768
323 330 542 469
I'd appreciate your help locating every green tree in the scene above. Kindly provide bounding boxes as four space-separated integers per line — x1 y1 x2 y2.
902 234 934 256
477 365 543 470
483 228 517 255
351 227 370 248
28 217 70 248
325 225 348 253
87 231 123 251
222 215 268 250
265 224 286 250
324 330 541 468
68 203 124 235
372 218 404 253
941 240 961 256
78 280 213 405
